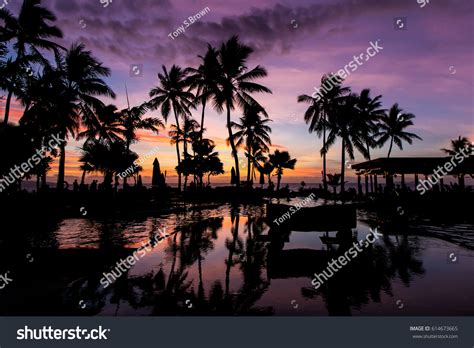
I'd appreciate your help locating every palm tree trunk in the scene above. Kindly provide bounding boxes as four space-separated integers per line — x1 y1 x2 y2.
81 170 86 186
322 114 327 191
225 214 240 296
2 50 22 125
200 100 206 141
226 103 240 187
459 175 465 189
247 154 251 185
173 109 182 191
36 175 40 192
57 141 66 191
367 143 373 191
41 172 47 189
341 139 345 193
246 136 253 185
3 90 13 125
387 137 394 158
123 140 131 187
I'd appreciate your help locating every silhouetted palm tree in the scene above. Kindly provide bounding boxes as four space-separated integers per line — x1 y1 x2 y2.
78 104 123 144
148 65 194 191
326 173 341 198
231 104 272 185
21 44 116 189
297 74 350 190
257 160 274 187
268 150 296 191
375 103 421 158
118 103 164 186
169 118 200 189
55 43 115 190
356 88 385 160
442 136 472 188
212 36 272 187
248 145 267 182
441 136 471 156
79 139 138 188
323 94 368 193
185 44 220 141
0 0 63 124
79 162 93 186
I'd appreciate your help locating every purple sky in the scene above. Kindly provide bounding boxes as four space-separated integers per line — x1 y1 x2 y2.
4 0 474 183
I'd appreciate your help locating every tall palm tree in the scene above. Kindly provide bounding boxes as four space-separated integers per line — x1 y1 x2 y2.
356 88 385 160
268 150 297 192
22 43 116 190
0 0 64 124
148 65 194 191
375 103 422 158
441 136 471 188
323 94 369 193
57 43 115 190
185 44 220 141
231 104 272 185
297 74 350 190
212 36 272 187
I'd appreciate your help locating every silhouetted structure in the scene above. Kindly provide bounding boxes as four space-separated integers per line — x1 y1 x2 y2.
352 156 474 193
152 158 166 188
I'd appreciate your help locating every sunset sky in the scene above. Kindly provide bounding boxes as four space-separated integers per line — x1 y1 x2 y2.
3 0 473 184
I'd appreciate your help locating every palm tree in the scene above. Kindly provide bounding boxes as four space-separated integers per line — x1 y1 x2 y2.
206 154 224 186
297 74 350 190
356 89 385 160
231 104 272 185
54 43 115 190
185 44 220 141
442 136 471 188
148 65 194 191
268 150 297 192
375 103 422 158
79 162 93 187
212 36 272 187
323 94 369 193
257 160 274 188
0 0 64 124
118 103 164 186
169 118 200 189
326 173 341 198
248 145 267 182
78 104 124 144
79 139 138 188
